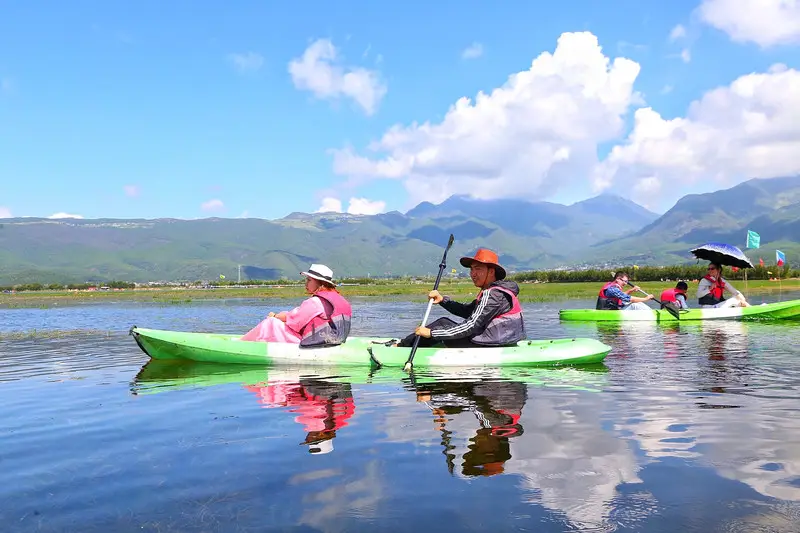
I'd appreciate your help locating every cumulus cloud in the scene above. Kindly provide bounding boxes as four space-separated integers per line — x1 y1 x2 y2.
698 0 800 47
347 197 385 215
669 24 687 41
123 184 140 197
289 39 387 115
461 42 484 59
227 52 264 73
0 206 11 218
330 31 641 206
48 212 83 219
201 199 225 212
594 64 800 207
315 197 385 215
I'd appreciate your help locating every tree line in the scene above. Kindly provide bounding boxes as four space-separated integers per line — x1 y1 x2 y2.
1 265 797 292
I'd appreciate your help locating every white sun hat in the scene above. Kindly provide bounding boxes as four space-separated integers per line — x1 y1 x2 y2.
300 264 336 286
306 439 334 455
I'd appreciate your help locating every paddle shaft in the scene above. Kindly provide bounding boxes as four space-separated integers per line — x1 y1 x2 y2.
404 235 455 371
626 282 681 319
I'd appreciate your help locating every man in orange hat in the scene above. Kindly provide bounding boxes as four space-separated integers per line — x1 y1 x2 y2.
397 247 526 348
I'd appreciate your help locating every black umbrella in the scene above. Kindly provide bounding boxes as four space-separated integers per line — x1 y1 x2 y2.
689 242 754 269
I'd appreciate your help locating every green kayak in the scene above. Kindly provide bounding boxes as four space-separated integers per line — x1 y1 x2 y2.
129 326 611 367
559 298 800 322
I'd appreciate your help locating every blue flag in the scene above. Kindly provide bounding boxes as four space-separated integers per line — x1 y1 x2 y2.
776 250 785 266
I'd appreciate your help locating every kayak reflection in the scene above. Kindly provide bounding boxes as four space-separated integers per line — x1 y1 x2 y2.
131 360 609 463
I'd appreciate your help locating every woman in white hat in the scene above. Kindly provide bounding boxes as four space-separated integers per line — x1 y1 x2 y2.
241 263 353 345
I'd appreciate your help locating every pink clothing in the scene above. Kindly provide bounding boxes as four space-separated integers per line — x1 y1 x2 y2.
241 297 326 343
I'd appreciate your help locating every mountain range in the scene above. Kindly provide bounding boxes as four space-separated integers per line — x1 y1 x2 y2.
1 176 798 285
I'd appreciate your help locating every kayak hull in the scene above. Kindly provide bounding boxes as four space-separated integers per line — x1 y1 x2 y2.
558 299 800 322
129 326 611 367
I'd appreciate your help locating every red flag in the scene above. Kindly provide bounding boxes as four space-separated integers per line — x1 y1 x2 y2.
759 257 764 267
731 266 739 272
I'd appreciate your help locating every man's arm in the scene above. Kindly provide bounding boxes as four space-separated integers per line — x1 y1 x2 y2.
605 285 631 304
440 296 477 319
431 289 511 341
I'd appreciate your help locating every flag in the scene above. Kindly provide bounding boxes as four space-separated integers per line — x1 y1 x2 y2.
731 266 739 272
219 274 226 279
776 250 786 266
451 268 457 274
633 265 639 270
759 257 764 267
746 230 760 249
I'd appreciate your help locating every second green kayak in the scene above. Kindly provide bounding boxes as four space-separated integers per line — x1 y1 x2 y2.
129 326 611 367
559 298 800 322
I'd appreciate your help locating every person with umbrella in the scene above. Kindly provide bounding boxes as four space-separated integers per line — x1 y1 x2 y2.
698 262 751 308
690 243 753 309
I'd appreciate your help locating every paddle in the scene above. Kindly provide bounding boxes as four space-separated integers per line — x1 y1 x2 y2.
403 234 455 372
626 281 681 320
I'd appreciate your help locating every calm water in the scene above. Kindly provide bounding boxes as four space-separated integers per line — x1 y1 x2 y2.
2 293 800 532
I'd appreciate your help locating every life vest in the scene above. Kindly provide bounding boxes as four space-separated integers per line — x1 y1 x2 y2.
469 286 526 346
698 275 726 306
596 281 622 310
299 290 352 347
660 287 687 308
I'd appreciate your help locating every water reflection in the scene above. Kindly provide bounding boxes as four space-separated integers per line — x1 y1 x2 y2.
246 379 356 455
412 379 527 477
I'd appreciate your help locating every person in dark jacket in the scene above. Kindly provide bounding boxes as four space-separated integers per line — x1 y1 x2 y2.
397 248 526 348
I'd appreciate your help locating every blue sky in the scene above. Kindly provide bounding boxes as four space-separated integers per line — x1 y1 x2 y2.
1 0 799 220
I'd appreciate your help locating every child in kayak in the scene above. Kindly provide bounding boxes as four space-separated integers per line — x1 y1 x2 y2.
396 248 526 348
660 281 689 310
240 264 353 345
697 262 751 308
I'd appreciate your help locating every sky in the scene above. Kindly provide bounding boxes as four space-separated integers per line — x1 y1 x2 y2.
1 0 800 221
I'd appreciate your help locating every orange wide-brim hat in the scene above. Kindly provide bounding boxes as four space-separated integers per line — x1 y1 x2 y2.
459 248 507 280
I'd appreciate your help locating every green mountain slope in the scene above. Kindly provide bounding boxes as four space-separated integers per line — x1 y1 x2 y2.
0 178 797 285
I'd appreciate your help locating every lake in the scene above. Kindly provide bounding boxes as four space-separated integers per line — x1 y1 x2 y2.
2 292 800 532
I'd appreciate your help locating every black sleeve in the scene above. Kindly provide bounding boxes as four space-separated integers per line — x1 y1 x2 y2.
431 289 511 341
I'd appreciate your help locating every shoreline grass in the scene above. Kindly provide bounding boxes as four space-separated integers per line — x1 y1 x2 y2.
1 279 797 309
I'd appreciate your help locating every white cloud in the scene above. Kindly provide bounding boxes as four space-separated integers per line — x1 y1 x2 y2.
698 0 800 47
316 197 343 213
315 197 385 215
680 48 691 63
330 31 641 206
227 52 264 73
48 212 83 219
1 78 11 93
288 38 387 116
461 42 484 59
0 206 11 218
201 199 225 212
669 24 687 41
594 65 800 207
346 197 385 215
123 184 140 197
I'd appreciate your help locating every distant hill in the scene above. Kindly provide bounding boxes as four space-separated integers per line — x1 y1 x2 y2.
587 176 800 266
0 179 797 285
